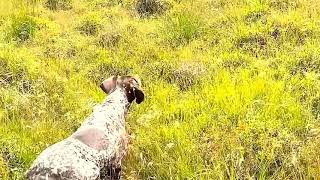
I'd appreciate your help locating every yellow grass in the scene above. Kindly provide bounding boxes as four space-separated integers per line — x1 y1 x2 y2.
0 0 320 179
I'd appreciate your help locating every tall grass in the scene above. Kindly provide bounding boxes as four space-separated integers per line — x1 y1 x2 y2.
0 0 320 179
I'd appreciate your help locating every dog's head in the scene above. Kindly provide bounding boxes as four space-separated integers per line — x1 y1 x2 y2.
100 76 144 104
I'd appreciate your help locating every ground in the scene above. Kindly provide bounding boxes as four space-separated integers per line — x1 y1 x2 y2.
0 0 320 179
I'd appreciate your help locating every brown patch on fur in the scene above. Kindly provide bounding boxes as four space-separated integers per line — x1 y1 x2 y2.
72 129 109 151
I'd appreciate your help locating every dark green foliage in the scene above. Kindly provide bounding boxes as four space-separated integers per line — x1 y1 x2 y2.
77 19 102 36
136 0 169 17
7 15 37 42
45 0 72 10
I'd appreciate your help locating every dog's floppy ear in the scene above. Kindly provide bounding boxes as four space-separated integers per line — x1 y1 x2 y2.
100 76 117 94
132 78 145 104
134 88 144 104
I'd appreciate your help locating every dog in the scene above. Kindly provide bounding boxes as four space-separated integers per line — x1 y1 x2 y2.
26 75 144 180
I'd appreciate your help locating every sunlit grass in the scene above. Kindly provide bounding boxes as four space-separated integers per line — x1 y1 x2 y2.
0 0 320 179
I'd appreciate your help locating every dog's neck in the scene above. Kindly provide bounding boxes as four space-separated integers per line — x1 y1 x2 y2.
76 87 131 136
102 87 130 110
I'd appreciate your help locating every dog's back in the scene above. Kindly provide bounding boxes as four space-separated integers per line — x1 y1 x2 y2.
27 137 102 180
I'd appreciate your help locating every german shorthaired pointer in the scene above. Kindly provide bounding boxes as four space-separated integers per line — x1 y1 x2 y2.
26 76 144 180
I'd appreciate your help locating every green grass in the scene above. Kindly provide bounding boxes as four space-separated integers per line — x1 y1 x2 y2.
0 0 320 179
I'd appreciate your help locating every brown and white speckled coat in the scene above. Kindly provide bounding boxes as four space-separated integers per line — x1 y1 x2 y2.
26 76 144 180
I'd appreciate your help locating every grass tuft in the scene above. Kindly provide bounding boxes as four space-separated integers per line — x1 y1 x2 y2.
244 10 267 25
163 11 202 47
236 34 267 53
269 0 299 11
97 31 121 48
44 0 72 10
170 62 205 91
0 146 25 180
135 0 170 17
6 14 37 43
77 15 102 36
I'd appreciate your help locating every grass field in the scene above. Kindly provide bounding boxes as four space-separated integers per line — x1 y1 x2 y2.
0 0 320 179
